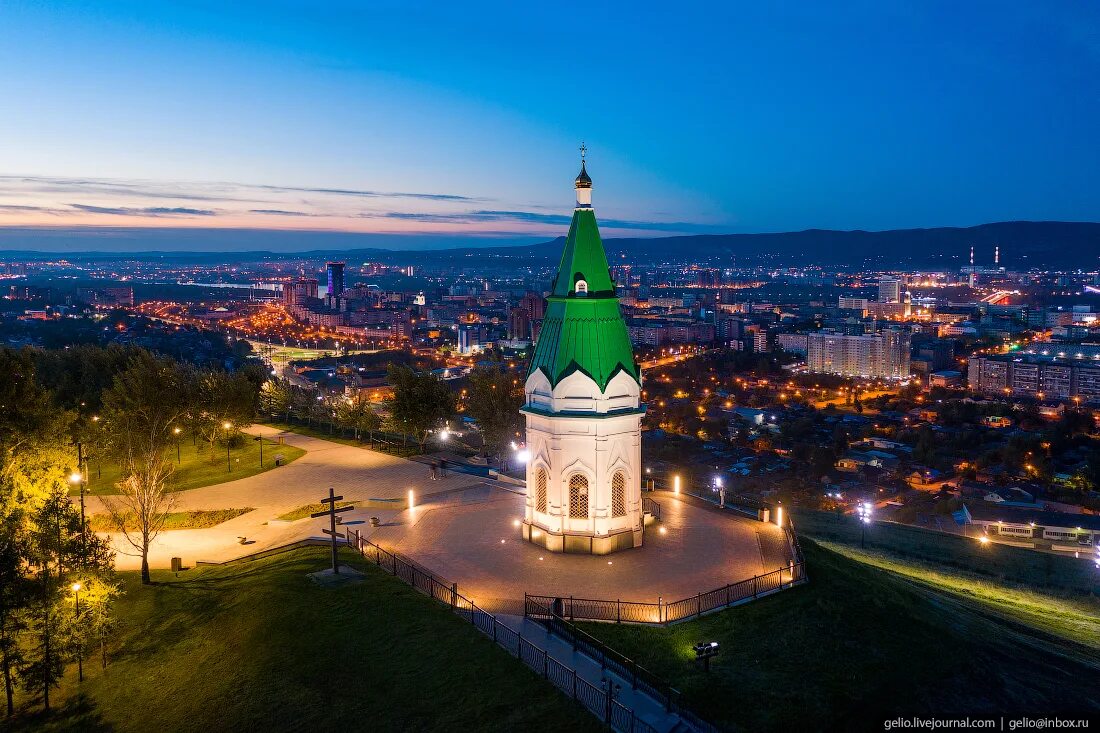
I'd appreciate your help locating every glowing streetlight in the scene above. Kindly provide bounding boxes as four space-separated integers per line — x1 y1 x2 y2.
70 449 88 555
856 501 873 548
173 426 182 463
223 422 234 472
673 475 681 495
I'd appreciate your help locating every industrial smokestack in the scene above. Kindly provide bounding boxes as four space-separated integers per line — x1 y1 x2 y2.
969 246 974 266
995 245 1000 265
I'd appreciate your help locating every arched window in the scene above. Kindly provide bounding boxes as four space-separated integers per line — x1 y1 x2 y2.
535 468 548 513
568 474 589 518
611 471 626 518
575 279 588 296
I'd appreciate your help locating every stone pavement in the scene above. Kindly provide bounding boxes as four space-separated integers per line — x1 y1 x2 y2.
367 488 792 612
93 426 482 570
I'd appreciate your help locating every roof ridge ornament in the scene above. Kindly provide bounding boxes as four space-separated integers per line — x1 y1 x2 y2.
575 143 592 207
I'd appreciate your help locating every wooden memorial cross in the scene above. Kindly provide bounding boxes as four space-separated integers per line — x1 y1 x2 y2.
312 486 354 574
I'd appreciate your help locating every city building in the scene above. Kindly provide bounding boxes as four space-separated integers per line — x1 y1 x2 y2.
326 261 346 299
838 296 869 311
76 286 134 308
520 290 546 321
282 277 318 305
521 158 644 555
507 306 531 340
806 328 911 379
775 332 809 356
966 504 1100 547
967 354 1100 401
878 277 901 304
456 323 485 354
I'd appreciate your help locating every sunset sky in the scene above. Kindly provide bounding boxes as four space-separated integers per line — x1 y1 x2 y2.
1 2 1098 250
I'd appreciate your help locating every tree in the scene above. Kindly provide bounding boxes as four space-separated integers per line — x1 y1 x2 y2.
99 353 192 584
0 348 76 717
1064 470 1094 496
192 369 260 460
0 348 120 714
464 368 523 460
259 379 292 419
21 490 75 710
290 389 314 425
336 393 381 441
913 426 937 466
810 446 837 478
387 365 455 446
0 512 28 717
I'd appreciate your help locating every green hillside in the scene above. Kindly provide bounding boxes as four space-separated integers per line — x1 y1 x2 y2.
9 548 599 733
581 539 1100 732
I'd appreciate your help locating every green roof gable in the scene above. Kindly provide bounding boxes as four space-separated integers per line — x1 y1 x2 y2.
528 207 639 391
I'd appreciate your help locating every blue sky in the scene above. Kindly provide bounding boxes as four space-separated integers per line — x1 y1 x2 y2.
1 1 1098 250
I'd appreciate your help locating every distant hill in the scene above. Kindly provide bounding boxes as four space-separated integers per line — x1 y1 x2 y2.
596 220 1100 269
390 220 1100 269
2 220 1098 269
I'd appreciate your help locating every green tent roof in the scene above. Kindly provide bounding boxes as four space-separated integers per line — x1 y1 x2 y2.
528 208 638 391
550 209 615 298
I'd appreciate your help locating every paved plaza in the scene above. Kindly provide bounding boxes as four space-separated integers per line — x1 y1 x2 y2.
90 427 794 610
365 489 793 613
92 426 486 570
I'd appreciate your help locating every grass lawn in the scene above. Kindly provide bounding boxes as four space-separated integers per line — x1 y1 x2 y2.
87 508 255 532
820 541 1100 650
76 434 305 496
10 547 600 733
276 501 355 522
276 498 407 521
579 539 1100 732
264 419 371 449
262 420 457 458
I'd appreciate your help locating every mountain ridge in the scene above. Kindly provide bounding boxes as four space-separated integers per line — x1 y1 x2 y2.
1 220 1097 269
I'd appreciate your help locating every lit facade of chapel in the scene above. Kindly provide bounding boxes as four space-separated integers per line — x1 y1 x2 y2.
520 156 644 554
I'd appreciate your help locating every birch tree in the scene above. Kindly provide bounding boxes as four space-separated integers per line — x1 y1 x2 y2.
99 353 192 584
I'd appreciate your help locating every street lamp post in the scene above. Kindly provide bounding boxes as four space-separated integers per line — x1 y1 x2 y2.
223 422 233 472
857 501 873 548
70 443 87 559
254 436 263 467
71 582 83 682
173 427 181 464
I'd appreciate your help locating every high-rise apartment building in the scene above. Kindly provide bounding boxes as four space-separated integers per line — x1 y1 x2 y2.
806 328 911 379
968 354 1100 400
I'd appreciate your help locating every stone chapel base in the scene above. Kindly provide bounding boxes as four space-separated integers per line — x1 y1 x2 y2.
521 521 643 555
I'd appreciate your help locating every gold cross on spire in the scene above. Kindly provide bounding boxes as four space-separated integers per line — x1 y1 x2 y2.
579 142 587 161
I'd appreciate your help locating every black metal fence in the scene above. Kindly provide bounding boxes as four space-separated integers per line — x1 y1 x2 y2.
344 528 665 733
641 496 661 521
526 561 804 626
526 514 808 626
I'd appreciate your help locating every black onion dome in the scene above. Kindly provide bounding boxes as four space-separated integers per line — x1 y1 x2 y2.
575 160 592 189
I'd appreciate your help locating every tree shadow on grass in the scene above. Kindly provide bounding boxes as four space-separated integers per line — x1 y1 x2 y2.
112 554 341 662
12 693 113 733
